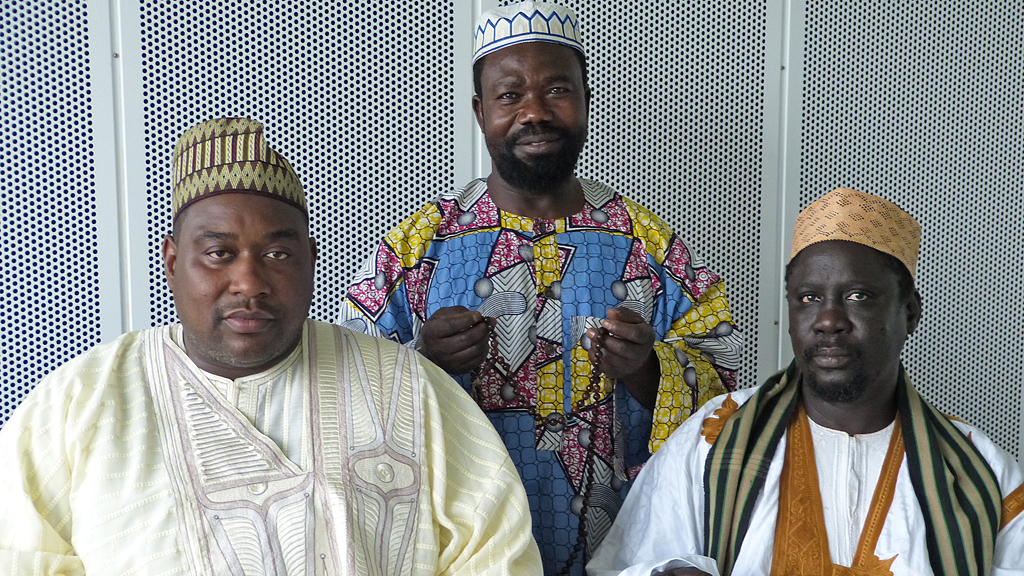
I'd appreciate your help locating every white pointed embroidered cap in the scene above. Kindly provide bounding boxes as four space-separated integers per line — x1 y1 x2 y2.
473 1 584 63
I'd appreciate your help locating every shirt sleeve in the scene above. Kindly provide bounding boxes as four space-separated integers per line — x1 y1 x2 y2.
338 203 443 345
416 356 543 575
649 278 740 452
0 376 86 576
620 197 742 453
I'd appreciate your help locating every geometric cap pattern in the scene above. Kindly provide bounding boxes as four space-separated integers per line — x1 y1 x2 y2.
792 187 922 278
171 117 306 220
473 1 584 64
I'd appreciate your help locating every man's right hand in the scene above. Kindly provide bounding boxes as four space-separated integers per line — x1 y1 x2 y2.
419 306 492 375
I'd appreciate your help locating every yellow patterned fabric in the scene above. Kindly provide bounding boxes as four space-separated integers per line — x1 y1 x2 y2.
385 203 443 269
620 198 734 451
171 117 306 219
0 320 540 575
791 188 921 277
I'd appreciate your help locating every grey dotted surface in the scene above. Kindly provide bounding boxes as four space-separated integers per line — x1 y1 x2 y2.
531 0 768 391
797 0 1024 458
1 1 101 426
141 0 766 392
3 0 1019 465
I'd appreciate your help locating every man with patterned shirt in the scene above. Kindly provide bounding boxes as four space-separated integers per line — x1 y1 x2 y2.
338 3 741 574
0 118 540 576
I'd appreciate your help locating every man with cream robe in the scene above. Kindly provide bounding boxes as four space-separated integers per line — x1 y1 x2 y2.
588 188 1024 576
0 118 541 576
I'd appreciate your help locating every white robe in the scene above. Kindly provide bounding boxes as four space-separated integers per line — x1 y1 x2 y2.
588 387 1024 576
0 320 541 576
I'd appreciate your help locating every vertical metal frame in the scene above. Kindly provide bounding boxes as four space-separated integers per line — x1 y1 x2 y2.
86 0 128 341
757 0 789 385
772 0 811 372
101 0 152 333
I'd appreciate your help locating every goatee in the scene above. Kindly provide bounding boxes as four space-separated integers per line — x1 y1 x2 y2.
801 344 867 403
489 124 586 193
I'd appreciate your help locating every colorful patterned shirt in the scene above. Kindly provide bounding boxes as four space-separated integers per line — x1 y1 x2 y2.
340 178 742 575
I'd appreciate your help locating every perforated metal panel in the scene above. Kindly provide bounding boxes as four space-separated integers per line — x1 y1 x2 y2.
518 0 769 390
4 0 1020 462
1 2 101 425
796 1 1024 458
139 0 459 328
138 0 766 393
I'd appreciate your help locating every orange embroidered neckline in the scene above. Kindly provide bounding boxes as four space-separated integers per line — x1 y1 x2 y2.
770 403 903 576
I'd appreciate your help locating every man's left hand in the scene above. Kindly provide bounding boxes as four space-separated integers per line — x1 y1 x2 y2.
585 307 660 409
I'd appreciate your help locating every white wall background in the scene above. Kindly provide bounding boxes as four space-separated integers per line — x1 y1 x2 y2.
2 0 1022 462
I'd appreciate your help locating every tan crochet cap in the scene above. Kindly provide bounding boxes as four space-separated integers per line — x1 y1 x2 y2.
171 118 306 220
792 188 922 278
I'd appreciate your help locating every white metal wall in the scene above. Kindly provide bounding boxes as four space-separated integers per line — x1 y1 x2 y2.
1 1 113 424
782 0 1024 460
2 0 1021 462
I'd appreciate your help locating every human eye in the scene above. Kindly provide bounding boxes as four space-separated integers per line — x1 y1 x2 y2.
206 249 231 260
265 250 291 260
799 294 820 304
497 91 519 101
847 292 869 301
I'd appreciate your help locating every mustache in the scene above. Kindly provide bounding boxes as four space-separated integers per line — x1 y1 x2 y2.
508 124 572 146
802 342 862 361
216 300 277 318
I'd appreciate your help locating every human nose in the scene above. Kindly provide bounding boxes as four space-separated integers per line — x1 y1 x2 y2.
517 93 553 124
229 254 271 298
812 299 850 334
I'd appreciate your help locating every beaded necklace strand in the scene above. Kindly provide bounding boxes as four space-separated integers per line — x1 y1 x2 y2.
472 320 608 575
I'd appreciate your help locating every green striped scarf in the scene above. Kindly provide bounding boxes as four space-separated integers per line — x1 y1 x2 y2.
703 361 1001 575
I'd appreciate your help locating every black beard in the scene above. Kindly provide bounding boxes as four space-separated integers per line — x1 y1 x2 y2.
489 124 586 193
801 344 867 404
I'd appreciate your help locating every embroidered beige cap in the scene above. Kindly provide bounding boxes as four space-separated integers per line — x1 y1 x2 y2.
171 118 306 220
792 188 922 278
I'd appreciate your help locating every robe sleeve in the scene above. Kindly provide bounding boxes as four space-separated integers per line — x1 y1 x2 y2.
338 202 443 345
994 498 1024 575
620 198 742 453
0 375 86 576
649 275 739 453
994 468 1024 573
589 395 729 576
416 357 543 575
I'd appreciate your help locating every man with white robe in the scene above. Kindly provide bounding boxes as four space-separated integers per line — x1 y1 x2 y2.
0 117 541 576
588 188 1024 576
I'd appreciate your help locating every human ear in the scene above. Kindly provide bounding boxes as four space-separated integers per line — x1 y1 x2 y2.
162 234 179 288
472 95 485 131
906 290 923 335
